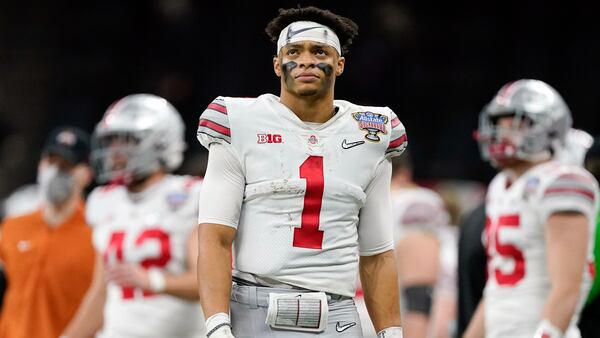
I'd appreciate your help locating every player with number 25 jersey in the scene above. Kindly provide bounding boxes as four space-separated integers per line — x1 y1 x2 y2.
464 79 599 338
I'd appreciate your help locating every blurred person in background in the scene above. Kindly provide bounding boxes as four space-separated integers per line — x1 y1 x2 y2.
579 134 600 338
457 127 594 337
464 79 598 338
61 94 206 338
2 183 42 219
196 6 407 338
0 126 95 338
390 151 455 338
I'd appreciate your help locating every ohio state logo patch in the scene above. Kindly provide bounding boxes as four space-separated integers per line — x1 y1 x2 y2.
352 111 388 142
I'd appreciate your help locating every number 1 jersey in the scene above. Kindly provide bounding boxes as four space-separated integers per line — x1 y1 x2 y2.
197 94 408 297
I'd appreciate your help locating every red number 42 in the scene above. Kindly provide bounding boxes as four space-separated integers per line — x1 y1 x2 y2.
104 228 171 299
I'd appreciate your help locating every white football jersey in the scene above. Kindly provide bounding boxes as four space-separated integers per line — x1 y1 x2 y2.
197 94 407 297
391 186 449 243
484 161 599 338
86 175 206 338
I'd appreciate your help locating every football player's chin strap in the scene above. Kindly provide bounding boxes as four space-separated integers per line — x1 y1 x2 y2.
206 312 235 338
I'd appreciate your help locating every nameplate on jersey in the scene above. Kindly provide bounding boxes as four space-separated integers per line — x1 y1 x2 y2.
265 292 328 333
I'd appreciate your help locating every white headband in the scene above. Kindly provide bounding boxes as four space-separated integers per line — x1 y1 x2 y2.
277 21 342 55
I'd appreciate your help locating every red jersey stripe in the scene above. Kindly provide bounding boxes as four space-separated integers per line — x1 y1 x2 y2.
391 117 400 128
544 187 595 201
556 173 595 185
387 134 407 150
207 102 227 115
198 119 231 137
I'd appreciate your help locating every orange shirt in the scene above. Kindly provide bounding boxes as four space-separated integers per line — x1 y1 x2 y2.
0 204 95 338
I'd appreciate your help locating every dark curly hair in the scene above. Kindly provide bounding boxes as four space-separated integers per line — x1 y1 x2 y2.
265 6 359 55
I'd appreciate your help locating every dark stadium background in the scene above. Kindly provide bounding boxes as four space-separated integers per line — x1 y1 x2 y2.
1 0 598 199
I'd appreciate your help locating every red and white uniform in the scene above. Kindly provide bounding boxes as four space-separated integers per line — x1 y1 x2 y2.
484 161 599 338
197 94 408 297
86 175 205 338
391 187 449 243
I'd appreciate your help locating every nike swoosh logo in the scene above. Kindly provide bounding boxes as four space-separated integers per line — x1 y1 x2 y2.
341 139 365 149
287 26 322 40
335 322 357 333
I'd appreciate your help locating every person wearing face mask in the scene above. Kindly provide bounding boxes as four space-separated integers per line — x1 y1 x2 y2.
0 126 95 338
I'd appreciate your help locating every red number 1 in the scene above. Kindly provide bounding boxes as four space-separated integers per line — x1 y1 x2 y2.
293 156 325 249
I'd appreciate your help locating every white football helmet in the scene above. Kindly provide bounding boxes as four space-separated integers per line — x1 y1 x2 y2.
477 79 572 166
92 94 186 184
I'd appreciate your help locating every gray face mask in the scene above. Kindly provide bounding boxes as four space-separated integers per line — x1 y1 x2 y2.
37 164 75 205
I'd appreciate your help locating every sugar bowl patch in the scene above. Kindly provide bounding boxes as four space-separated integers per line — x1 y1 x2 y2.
352 111 388 142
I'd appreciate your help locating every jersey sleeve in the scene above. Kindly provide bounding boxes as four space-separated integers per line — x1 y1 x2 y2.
398 199 449 235
385 110 408 159
197 96 231 149
85 187 103 228
357 159 395 256
539 171 599 222
197 143 245 228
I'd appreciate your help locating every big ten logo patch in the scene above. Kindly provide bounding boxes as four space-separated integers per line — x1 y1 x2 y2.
257 134 283 144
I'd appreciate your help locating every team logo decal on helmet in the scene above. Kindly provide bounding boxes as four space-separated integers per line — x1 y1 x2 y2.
352 111 388 142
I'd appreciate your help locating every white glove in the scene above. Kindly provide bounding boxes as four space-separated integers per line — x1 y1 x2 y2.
206 312 235 338
377 326 403 338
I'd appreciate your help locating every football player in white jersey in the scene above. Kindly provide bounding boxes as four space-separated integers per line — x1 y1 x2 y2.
196 6 407 338
61 94 206 338
389 151 454 338
463 79 599 338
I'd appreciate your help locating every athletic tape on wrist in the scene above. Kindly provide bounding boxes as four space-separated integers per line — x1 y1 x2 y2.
148 268 166 292
533 319 563 338
206 312 232 337
377 326 403 338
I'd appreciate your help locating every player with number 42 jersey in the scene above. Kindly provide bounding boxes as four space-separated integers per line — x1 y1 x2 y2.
62 94 206 338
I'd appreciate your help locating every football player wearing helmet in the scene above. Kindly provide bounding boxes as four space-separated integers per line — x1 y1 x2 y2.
196 6 406 338
61 94 206 338
464 80 599 338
